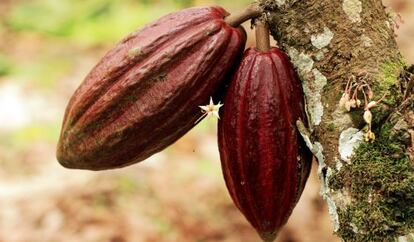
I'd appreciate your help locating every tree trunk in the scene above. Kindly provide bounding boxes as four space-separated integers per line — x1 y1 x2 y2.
259 0 414 241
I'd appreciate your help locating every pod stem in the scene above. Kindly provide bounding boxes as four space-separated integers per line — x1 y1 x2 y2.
255 20 270 52
225 3 262 27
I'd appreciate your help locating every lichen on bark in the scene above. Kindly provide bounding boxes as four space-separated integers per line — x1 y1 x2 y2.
260 0 414 241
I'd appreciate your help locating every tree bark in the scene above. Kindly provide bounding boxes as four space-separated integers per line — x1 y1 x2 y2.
259 0 414 241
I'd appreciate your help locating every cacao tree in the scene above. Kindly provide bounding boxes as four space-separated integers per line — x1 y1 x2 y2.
56 1 413 241
260 0 413 241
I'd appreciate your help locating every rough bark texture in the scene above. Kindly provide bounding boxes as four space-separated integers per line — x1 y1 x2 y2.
259 0 414 241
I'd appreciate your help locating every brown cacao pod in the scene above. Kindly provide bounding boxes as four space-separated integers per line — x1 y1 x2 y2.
57 6 246 170
218 48 312 241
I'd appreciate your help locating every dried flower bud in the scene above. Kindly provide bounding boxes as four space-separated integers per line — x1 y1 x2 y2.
366 101 377 110
364 130 376 142
339 93 349 109
350 99 357 108
363 110 373 124
345 101 352 112
367 89 374 99
369 131 376 140
356 99 362 108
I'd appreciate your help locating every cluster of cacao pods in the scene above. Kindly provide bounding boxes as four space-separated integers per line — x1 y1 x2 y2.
57 5 312 242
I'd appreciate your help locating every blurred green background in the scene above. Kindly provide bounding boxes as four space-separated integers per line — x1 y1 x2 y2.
0 0 412 242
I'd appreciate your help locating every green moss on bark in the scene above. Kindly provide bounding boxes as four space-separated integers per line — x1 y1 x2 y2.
377 58 407 90
331 125 414 242
373 58 407 108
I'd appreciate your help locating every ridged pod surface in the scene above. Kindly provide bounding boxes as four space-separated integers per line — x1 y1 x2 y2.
57 6 246 170
218 48 312 241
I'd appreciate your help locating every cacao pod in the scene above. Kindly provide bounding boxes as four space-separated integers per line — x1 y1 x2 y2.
57 6 246 170
218 47 312 241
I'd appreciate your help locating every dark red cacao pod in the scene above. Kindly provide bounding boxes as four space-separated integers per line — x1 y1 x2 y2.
57 6 246 170
218 48 312 241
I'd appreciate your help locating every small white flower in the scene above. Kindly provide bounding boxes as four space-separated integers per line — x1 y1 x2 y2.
195 97 223 123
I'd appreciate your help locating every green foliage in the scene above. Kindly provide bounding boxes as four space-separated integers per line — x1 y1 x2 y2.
377 58 407 90
6 0 178 45
173 0 194 7
16 56 72 88
331 125 414 242
4 0 253 46
9 123 61 147
0 55 13 77
115 175 139 195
